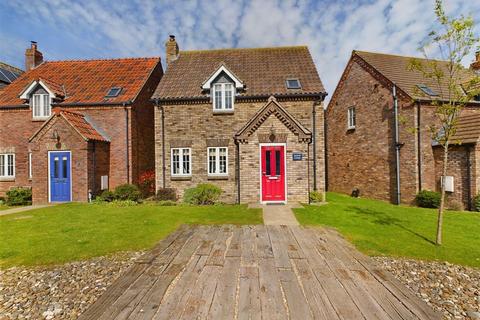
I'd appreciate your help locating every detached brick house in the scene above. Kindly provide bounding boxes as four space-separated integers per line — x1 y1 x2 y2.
0 42 163 203
327 50 480 209
152 36 327 204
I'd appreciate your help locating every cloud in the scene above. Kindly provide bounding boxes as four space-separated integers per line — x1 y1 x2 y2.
1 0 479 101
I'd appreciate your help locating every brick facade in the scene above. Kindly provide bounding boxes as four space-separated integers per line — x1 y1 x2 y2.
155 98 325 203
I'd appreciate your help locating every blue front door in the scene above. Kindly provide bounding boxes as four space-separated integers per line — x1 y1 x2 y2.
49 152 71 202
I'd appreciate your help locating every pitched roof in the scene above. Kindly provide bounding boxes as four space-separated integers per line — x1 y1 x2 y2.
153 46 325 100
29 109 109 142
0 62 23 85
354 51 476 102
451 114 480 145
0 57 160 107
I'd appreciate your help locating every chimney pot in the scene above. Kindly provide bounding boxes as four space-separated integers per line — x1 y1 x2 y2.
25 41 43 72
165 35 179 67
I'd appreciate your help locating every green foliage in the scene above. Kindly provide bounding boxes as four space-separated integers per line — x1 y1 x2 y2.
156 188 177 201
106 200 138 207
6 187 32 206
183 183 222 205
97 190 115 202
113 184 142 202
155 200 177 206
309 191 324 203
473 194 480 212
415 190 441 208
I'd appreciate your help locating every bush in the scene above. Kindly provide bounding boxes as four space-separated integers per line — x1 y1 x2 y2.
183 183 222 205
97 190 115 202
447 199 463 211
139 170 155 197
473 194 480 212
156 200 177 206
415 190 441 208
309 191 324 203
107 200 138 207
113 184 142 202
156 188 177 201
6 187 32 206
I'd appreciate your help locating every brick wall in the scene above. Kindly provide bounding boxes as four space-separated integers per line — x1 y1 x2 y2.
154 98 325 203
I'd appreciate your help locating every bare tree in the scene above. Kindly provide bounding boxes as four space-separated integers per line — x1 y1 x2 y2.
409 0 479 245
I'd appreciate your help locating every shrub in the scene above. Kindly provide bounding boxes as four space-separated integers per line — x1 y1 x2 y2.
447 199 463 211
107 200 138 207
97 190 115 202
113 184 142 202
183 183 222 205
156 188 177 201
156 200 177 206
415 190 441 208
139 170 155 197
473 194 480 212
6 187 32 206
309 191 324 203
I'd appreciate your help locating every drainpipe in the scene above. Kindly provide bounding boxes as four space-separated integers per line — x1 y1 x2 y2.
393 84 401 205
467 146 472 211
417 102 422 191
235 140 241 204
124 103 130 184
92 141 96 194
307 142 311 204
312 101 317 191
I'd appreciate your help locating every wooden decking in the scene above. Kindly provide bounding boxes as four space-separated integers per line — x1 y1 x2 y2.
79 225 441 320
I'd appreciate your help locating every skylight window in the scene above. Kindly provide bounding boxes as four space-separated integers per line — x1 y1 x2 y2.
286 79 301 89
417 84 438 96
105 87 122 97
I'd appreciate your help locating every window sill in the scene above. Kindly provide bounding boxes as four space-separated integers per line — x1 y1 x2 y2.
347 127 356 131
32 117 50 122
171 176 192 181
213 110 234 115
207 175 229 180
0 177 15 182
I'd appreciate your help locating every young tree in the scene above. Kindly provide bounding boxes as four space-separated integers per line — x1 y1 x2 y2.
409 0 479 245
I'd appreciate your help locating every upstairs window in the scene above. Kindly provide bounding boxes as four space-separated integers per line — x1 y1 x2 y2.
286 78 301 89
0 154 15 178
171 148 191 176
347 106 356 130
213 83 234 112
208 147 228 176
32 93 51 119
105 87 122 97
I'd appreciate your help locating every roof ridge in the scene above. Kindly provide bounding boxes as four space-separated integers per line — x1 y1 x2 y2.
354 50 450 63
0 61 23 74
181 45 308 54
43 56 160 64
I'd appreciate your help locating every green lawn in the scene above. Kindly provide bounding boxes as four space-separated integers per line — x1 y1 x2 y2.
294 192 480 268
0 203 262 268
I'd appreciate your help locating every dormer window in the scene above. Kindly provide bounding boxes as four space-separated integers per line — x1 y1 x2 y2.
213 83 234 111
32 93 51 119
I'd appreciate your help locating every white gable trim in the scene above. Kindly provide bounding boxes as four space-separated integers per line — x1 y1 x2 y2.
201 65 244 90
19 80 56 100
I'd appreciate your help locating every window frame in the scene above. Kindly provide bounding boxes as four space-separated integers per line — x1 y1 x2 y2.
207 147 228 176
32 93 51 119
170 147 192 177
212 83 235 112
0 153 15 179
347 106 356 130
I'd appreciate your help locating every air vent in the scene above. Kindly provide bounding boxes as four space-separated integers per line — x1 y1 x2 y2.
286 79 301 89
417 84 438 96
105 87 122 97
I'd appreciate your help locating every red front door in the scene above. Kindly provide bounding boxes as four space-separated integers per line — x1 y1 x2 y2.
261 145 286 202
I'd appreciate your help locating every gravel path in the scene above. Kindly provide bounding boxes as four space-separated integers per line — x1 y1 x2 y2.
374 257 480 320
0 252 143 320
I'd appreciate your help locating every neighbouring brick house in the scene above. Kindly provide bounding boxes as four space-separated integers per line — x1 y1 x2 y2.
152 36 327 204
327 50 480 209
0 62 23 90
0 42 163 203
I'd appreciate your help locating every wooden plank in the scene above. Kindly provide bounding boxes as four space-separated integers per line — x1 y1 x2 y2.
258 258 288 320
208 257 241 318
280 225 304 259
153 255 207 320
254 225 274 258
196 225 221 256
240 225 256 266
278 269 313 320
206 225 233 266
237 266 261 320
226 225 242 257
267 225 291 269
179 265 222 319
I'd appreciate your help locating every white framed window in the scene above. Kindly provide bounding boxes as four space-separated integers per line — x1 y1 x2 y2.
347 106 356 129
28 152 32 179
171 148 191 176
208 147 228 176
212 83 234 111
0 154 15 178
32 93 51 119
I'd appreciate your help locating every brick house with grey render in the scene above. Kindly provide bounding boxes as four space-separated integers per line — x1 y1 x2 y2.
326 50 480 209
152 36 327 204
0 42 163 204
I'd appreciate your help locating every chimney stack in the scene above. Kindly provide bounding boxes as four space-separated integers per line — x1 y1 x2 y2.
25 41 43 72
165 35 179 67
470 51 480 73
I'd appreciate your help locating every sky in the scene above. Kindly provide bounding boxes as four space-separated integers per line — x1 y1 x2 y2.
1 0 479 101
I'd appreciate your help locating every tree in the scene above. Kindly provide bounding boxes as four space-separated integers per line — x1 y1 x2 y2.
409 0 479 245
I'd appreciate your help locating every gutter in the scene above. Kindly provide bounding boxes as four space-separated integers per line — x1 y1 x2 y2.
393 84 402 205
153 92 328 103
